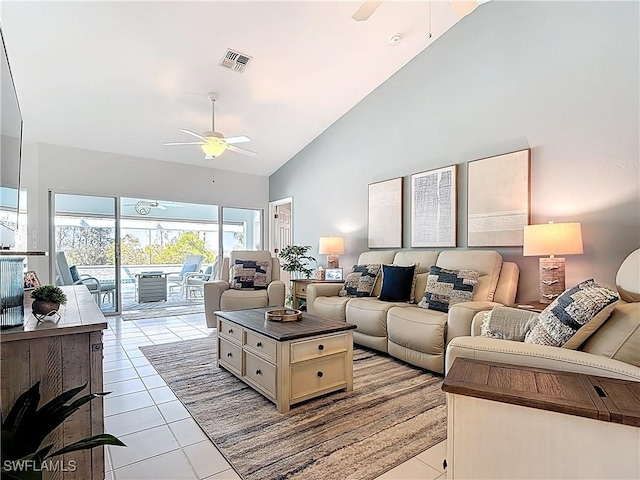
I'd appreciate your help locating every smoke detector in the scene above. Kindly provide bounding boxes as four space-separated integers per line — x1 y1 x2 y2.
220 49 252 73
389 34 403 46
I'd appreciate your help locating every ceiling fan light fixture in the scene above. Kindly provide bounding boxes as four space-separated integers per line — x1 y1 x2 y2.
201 138 227 157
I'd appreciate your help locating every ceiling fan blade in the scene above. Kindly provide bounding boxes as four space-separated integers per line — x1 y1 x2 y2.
156 205 167 210
450 1 478 18
352 1 382 21
224 135 252 145
163 141 204 146
227 145 258 157
179 128 206 141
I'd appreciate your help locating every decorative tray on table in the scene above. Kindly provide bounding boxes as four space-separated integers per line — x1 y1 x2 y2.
265 309 302 322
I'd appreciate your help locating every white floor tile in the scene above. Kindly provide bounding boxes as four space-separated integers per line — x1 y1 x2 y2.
130 356 152 367
125 348 146 358
183 441 231 479
109 424 180 469
105 469 114 480
168 418 208 447
104 359 134 373
149 386 177 404
417 440 447 473
104 368 139 384
104 378 146 397
203 469 241 480
141 374 167 390
104 405 166 438
374 458 442 480
136 364 158 377
158 400 191 423
112 448 197 479
104 391 155 417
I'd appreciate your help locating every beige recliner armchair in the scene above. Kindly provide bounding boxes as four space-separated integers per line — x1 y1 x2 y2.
204 251 286 328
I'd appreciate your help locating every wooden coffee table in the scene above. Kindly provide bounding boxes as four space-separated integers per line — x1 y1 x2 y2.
215 307 357 413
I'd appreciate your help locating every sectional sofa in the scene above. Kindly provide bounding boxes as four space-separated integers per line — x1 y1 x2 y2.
307 249 519 374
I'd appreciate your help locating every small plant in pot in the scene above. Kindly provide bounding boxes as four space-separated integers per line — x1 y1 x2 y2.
30 285 67 321
278 245 316 308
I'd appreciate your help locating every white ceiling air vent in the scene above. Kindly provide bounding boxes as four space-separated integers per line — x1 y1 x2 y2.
220 49 252 73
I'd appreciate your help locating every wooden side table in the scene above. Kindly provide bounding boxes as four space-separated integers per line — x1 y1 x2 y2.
515 300 549 313
443 358 640 479
291 279 343 310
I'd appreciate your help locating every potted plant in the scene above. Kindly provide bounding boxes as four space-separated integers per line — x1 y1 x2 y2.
1 382 125 480
30 285 67 320
278 245 316 307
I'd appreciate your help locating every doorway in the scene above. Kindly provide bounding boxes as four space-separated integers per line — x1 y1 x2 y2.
268 197 293 286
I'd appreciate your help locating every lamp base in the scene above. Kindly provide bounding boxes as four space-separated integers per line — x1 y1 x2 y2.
327 255 340 269
538 257 566 304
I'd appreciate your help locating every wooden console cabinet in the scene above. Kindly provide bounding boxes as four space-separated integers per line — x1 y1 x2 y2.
443 358 640 479
1 286 107 480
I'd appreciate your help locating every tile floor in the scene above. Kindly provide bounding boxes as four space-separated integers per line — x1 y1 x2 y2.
103 314 447 480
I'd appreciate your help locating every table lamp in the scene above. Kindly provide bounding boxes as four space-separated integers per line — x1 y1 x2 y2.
523 222 583 304
319 236 344 269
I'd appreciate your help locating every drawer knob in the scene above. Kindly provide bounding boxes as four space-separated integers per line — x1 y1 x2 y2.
227 352 232 358
318 344 325 351
228 328 233 334
255 369 262 375
317 371 324 378
256 341 263 348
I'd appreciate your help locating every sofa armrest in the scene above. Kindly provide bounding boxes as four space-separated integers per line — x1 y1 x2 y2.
204 281 230 328
446 301 502 345
307 283 344 314
267 280 286 307
445 336 640 381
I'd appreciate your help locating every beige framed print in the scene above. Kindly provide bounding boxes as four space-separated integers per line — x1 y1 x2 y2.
325 268 343 280
467 149 531 247
368 177 403 248
411 165 457 247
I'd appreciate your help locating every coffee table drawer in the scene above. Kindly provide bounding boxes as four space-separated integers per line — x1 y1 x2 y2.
219 337 242 373
290 333 349 363
290 354 347 400
219 319 242 343
245 351 276 397
244 330 277 362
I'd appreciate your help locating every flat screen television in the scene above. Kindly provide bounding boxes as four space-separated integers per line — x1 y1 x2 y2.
0 26 23 249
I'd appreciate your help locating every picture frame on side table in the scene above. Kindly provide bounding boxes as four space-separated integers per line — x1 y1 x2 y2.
467 149 531 247
411 165 457 247
368 177 403 248
24 271 41 290
325 268 343 281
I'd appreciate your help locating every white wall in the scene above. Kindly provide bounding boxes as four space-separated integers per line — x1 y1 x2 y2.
24 142 269 279
269 1 640 302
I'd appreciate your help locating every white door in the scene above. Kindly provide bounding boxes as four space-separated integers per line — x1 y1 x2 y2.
269 198 293 289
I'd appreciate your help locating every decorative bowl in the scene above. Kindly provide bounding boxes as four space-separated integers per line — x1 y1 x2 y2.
265 309 302 322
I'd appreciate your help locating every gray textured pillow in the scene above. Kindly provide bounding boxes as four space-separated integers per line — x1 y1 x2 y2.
480 307 539 341
524 279 619 347
339 264 381 298
418 266 480 313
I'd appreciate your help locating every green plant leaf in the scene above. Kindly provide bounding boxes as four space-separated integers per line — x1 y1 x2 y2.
35 383 87 420
47 434 126 458
2 383 40 434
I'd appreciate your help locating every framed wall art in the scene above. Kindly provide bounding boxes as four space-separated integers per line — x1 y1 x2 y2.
24 271 41 290
411 165 457 247
325 268 343 281
467 148 531 247
368 177 403 248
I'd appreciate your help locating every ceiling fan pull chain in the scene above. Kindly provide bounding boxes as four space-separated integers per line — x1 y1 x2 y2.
428 0 432 39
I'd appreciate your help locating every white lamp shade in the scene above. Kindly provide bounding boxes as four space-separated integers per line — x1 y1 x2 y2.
523 222 584 256
319 236 345 255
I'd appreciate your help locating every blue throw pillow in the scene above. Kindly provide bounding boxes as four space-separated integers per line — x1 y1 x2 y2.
180 263 198 275
379 264 417 302
69 265 80 283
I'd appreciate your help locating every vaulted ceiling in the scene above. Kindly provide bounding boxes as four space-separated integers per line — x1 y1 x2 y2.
1 1 481 176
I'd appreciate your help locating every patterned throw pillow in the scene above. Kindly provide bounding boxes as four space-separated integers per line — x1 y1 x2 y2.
339 264 381 298
524 279 619 348
418 266 480 313
230 259 270 290
379 264 418 303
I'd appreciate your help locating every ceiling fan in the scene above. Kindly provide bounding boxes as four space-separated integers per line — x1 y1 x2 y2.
163 93 256 159
351 0 480 22
124 200 182 215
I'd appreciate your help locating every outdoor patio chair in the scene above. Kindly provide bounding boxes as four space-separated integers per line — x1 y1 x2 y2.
55 251 115 305
167 254 205 296
184 264 215 300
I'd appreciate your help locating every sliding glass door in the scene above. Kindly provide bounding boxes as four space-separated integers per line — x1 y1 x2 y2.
50 193 120 314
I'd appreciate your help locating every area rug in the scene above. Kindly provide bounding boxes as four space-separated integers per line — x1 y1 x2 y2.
140 337 446 480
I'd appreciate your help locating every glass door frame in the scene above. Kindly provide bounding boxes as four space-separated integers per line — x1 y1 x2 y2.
49 190 122 316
